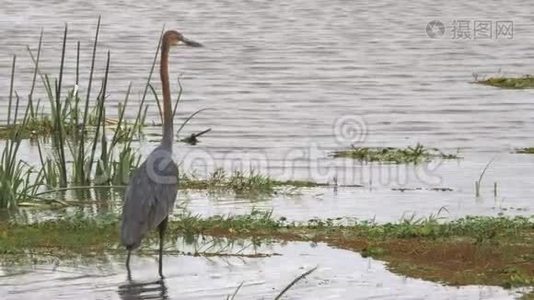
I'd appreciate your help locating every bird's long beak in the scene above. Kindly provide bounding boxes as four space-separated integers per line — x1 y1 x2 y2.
182 37 203 47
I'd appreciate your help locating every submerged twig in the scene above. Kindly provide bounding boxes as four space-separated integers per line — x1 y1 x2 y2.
475 156 497 197
274 266 318 300
226 281 244 300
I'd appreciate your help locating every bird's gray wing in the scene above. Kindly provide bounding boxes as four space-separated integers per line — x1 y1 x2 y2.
151 160 178 228
120 161 157 249
120 158 178 249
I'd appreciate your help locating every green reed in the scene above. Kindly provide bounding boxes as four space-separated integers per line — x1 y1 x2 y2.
0 19 150 207
0 55 45 208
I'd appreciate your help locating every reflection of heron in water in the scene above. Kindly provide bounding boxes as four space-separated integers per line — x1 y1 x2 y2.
120 30 202 279
118 279 168 300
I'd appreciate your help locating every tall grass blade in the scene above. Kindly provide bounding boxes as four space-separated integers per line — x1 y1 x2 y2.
7 55 16 126
13 92 20 127
149 83 163 123
74 40 80 135
87 51 110 180
109 83 131 151
27 29 44 118
54 23 68 187
131 26 165 133
78 16 101 183
137 26 164 117
172 78 183 118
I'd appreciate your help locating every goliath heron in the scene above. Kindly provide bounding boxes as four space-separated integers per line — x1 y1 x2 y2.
120 30 201 278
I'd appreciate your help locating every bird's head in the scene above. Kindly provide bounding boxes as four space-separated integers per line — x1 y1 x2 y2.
163 30 202 47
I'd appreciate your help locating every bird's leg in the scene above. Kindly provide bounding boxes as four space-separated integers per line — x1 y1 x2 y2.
126 249 132 281
158 217 168 278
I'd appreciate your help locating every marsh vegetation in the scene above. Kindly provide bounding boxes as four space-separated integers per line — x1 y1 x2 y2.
475 75 534 89
332 143 460 164
1 211 532 290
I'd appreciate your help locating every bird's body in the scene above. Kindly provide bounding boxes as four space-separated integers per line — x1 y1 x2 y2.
120 30 201 279
120 144 178 250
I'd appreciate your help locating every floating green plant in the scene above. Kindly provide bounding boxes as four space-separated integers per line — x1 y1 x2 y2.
516 147 534 154
475 75 534 89
332 143 459 164
179 168 327 195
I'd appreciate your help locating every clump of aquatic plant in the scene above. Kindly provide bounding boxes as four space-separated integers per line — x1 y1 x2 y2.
180 169 275 195
179 168 326 195
0 138 43 209
475 75 534 89
173 209 282 237
0 116 55 139
332 143 459 164
0 55 46 208
515 147 534 154
226 170 275 194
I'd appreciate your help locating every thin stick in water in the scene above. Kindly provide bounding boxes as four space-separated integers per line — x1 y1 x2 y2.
274 266 318 300
475 156 497 197
226 281 244 300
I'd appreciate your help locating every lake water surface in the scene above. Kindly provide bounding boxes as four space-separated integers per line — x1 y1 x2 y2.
1 0 533 298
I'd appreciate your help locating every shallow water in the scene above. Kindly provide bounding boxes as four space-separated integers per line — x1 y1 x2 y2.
0 241 522 299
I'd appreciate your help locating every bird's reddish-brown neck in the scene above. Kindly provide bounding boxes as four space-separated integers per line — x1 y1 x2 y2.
160 39 174 149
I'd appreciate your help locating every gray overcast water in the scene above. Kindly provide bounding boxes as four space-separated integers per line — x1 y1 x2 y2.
0 0 533 298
